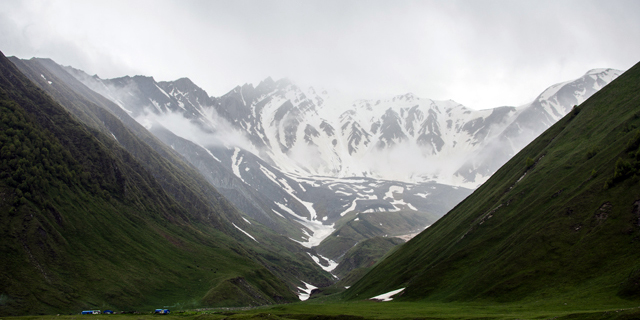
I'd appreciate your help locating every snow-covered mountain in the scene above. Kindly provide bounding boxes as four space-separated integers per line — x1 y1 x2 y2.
194 69 620 188
65 67 468 248
64 66 619 270
68 67 620 189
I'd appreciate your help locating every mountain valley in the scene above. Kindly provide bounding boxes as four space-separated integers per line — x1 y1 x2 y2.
0 48 634 316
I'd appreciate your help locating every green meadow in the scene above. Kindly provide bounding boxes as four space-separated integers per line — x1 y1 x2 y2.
4 298 640 320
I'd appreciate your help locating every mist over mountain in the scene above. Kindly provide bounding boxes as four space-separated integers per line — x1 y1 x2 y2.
51 62 618 276
62 64 475 255
67 67 620 189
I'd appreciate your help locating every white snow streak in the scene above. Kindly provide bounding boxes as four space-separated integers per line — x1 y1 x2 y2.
271 209 285 218
232 223 258 243
200 145 221 162
231 148 245 183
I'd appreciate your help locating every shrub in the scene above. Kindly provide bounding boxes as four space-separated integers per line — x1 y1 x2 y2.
572 105 581 116
525 157 535 169
628 129 640 151
613 157 633 181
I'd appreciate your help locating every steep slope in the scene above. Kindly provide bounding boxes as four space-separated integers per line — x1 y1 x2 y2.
332 236 405 281
0 51 322 315
7 57 334 303
345 61 640 303
455 68 621 184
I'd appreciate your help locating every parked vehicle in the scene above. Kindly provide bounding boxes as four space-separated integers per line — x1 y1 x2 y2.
81 310 101 315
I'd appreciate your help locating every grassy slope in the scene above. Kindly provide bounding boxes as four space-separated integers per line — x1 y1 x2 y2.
7 56 333 295
316 210 437 261
333 236 405 280
310 237 405 299
0 52 298 315
344 61 640 304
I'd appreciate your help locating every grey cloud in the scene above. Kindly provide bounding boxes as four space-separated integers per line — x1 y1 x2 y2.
1 0 639 110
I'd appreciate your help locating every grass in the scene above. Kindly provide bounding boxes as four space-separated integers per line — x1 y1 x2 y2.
316 210 438 262
3 299 640 319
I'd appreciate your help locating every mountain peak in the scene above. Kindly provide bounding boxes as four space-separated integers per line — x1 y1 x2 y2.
275 77 293 89
173 77 195 86
260 76 275 85
585 68 615 75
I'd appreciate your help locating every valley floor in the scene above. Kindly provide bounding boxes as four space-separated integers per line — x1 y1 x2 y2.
7 300 640 320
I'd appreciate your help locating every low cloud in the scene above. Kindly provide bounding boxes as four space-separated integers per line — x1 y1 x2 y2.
3 1 639 110
135 107 259 155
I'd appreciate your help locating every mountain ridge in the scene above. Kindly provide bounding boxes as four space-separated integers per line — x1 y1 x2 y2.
68 66 620 188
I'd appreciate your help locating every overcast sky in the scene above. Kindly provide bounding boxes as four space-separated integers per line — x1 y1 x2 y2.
1 0 639 110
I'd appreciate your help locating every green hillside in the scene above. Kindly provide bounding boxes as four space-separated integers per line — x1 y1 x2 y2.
316 210 435 263
333 236 404 281
345 61 640 304
7 56 333 296
0 51 303 315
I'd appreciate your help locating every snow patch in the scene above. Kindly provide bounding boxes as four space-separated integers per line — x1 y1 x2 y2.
40 74 52 84
369 288 405 302
231 148 245 183
307 253 339 273
385 185 404 200
339 199 358 216
297 281 318 301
